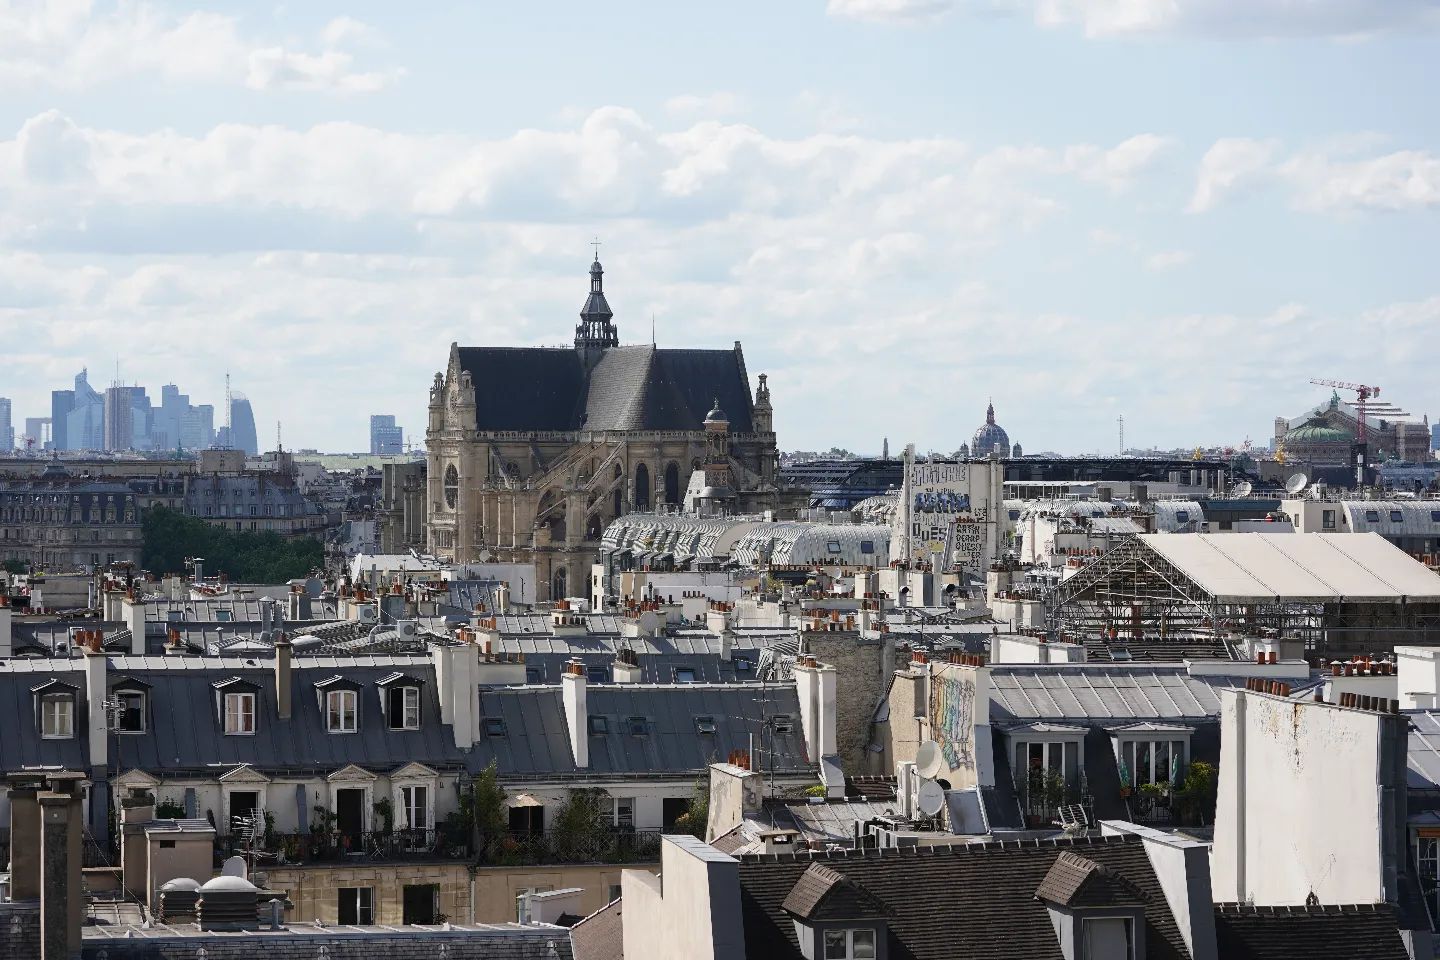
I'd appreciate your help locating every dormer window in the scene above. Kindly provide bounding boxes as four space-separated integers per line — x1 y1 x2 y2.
41 693 74 739
327 690 358 733
388 686 420 730
224 692 255 735
823 929 876 959
114 687 147 733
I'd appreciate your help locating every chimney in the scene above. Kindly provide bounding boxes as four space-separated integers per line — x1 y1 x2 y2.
562 659 589 769
496 582 511 613
613 647 643 684
84 644 108 771
274 635 292 720
191 557 204 582
433 642 477 749
0 597 11 658
121 596 146 654
287 584 302 621
794 658 838 769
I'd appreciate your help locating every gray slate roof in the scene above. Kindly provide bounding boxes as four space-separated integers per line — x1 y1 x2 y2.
0 660 91 772
470 683 810 779
458 344 754 433
109 656 465 775
988 665 1243 723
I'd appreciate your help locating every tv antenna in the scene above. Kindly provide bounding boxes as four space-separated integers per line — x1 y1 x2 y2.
1117 415 1124 455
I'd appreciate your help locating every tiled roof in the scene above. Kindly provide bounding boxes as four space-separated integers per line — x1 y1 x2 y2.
735 834 1188 960
781 862 889 921
1034 851 1147 908
1213 903 1410 960
570 897 624 960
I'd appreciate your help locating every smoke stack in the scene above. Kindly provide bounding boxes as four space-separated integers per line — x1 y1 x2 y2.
274 635 292 720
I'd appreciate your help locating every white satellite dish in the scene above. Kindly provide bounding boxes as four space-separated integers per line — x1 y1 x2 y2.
915 740 944 780
1233 481 1253 498
221 855 248 879
1285 472 1309 496
916 779 945 817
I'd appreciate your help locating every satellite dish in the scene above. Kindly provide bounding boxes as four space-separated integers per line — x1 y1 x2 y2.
1234 481 1253 498
916 779 945 817
221 856 248 879
1285 472 1309 496
915 740 944 780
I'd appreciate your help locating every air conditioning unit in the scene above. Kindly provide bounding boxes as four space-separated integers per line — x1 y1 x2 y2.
895 761 917 820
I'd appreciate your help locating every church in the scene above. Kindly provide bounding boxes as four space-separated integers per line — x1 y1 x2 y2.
425 255 785 602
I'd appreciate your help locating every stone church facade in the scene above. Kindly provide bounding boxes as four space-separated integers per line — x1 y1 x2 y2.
425 257 784 602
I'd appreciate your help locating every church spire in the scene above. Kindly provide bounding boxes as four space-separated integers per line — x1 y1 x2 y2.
986 399 996 425
576 247 618 368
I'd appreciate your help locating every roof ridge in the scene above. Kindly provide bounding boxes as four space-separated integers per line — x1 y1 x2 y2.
1214 902 1391 916
735 831 1137 862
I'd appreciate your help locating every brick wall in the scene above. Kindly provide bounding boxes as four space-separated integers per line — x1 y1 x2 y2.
806 631 901 771
0 901 42 958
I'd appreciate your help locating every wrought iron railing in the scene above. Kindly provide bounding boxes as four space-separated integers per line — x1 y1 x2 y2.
217 828 464 867
473 829 664 866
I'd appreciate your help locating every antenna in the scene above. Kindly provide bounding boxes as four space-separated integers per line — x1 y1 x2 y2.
276 421 282 453
224 371 232 439
1117 415 1125 455
1285 472 1309 496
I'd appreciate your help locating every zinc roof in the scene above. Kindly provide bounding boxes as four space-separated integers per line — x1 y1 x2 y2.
988 665 1235 722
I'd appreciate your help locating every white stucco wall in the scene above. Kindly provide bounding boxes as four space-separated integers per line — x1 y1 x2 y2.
622 836 744 960
1212 689 1387 906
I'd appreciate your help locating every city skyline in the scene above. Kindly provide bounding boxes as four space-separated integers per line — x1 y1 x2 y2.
1 1 1436 454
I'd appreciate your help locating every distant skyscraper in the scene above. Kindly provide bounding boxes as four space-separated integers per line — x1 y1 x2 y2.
370 414 403 454
23 417 51 451
50 388 74 450
1432 421 1439 453
103 386 135 451
228 393 259 456
58 369 104 451
0 398 12 452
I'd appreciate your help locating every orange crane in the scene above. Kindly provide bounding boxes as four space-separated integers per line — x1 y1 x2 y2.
1310 378 1381 449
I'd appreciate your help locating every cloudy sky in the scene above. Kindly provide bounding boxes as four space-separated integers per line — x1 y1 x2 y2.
1 0 1437 455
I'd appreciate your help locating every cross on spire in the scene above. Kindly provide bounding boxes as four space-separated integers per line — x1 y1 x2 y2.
591 236 602 260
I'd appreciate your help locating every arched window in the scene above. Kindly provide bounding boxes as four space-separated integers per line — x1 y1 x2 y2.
664 463 680 506
552 567 568 603
443 465 459 509
612 488 622 519
635 464 650 510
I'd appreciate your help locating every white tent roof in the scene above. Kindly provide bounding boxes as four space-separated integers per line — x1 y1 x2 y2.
1137 532 1440 604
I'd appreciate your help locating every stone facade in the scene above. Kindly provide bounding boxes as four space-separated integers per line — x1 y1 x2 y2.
424 259 783 603
0 473 143 570
803 630 902 772
82 928 574 959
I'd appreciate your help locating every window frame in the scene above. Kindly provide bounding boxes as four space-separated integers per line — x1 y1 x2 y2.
588 715 609 736
484 717 507 737
115 688 147 733
386 685 421 731
822 928 877 959
223 691 256 736
326 688 358 734
338 886 374 925
40 693 75 740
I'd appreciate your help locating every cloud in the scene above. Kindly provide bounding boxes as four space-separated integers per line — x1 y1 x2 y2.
1187 137 1279 212
825 0 1440 38
663 93 745 118
1144 249 1191 270
1188 138 1440 214
0 1 399 92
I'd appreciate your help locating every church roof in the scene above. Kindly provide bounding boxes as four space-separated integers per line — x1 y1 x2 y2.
458 345 755 434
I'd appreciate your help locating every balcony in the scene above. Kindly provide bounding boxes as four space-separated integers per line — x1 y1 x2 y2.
214 827 670 869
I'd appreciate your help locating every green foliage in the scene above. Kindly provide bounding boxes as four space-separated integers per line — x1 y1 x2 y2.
373 795 395 833
804 784 827 798
2 559 26 575
154 798 186 819
470 761 509 835
142 506 322 583
672 776 709 839
1173 760 1218 825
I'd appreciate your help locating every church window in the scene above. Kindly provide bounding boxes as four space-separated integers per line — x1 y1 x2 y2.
664 463 681 506
443 466 459 509
635 464 650 510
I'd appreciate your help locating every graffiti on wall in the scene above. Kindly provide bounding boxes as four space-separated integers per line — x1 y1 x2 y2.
930 671 976 771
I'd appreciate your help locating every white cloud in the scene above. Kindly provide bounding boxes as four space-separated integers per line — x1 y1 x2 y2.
1144 249 1191 270
1188 138 1440 214
0 1 399 92
1187 137 1279 212
663 93 745 118
826 0 1440 38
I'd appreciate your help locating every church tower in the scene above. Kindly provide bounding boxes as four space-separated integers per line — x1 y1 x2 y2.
575 256 618 371
752 374 773 434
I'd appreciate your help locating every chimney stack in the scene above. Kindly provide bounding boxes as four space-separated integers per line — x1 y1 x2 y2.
274 634 292 720
613 647 642 684
0 597 11 658
562 658 589 769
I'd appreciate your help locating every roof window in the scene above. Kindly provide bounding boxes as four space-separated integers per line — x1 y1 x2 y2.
695 715 717 735
772 714 794 734
588 715 608 736
1391 510 1404 523
484 717 507 737
627 716 648 737
674 667 698 683
1365 510 1381 523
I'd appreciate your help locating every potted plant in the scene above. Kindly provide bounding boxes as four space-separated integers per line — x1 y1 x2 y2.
373 796 395 834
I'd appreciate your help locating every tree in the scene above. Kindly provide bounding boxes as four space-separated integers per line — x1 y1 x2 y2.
671 776 709 839
142 507 322 583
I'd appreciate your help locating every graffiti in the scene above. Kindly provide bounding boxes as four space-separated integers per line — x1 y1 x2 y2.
912 490 970 514
930 672 975 770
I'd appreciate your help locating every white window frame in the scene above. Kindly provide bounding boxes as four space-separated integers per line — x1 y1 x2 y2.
115 689 146 733
338 886 374 925
1113 736 1189 790
1010 733 1086 791
395 783 434 831
387 686 420 731
1081 916 1135 959
223 692 256 735
327 689 358 733
41 694 74 739
822 927 877 959
1417 835 1440 920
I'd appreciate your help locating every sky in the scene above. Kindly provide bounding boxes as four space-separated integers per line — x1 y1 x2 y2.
1 0 1437 456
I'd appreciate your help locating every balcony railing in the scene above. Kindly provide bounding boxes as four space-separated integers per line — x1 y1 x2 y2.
216 828 465 868
215 827 672 869
473 829 665 866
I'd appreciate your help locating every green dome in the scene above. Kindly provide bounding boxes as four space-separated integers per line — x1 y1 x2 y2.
1287 418 1352 444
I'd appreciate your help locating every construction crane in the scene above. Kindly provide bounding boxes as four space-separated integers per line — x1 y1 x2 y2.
1309 378 1381 448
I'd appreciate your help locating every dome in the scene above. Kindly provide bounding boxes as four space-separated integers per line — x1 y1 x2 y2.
1287 418 1352 444
160 878 202 893
200 875 257 893
704 399 728 424
972 402 1011 457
